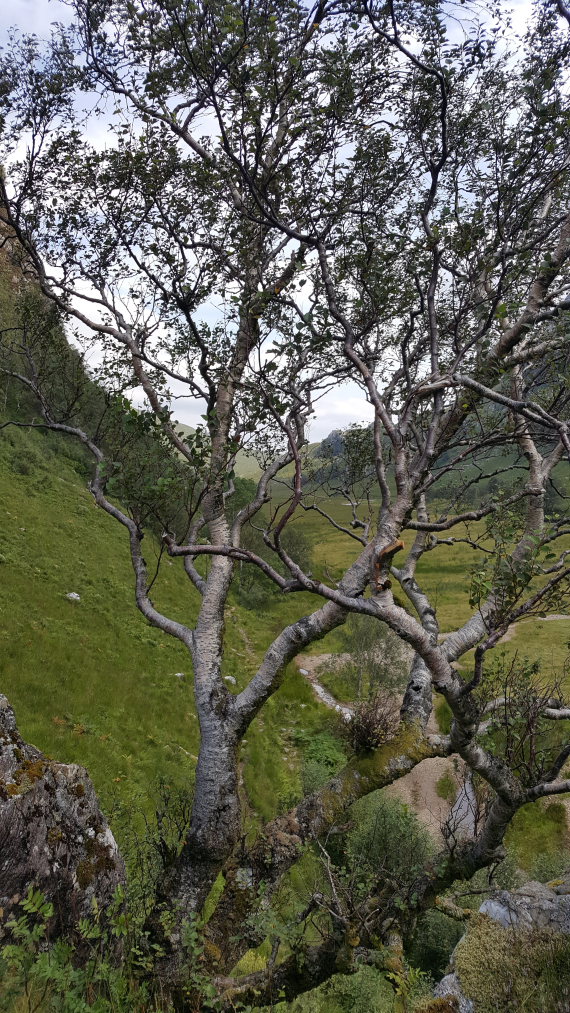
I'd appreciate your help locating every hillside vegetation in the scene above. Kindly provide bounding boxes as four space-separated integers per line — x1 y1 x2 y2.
0 420 342 824
1 263 570 1012
2 408 570 852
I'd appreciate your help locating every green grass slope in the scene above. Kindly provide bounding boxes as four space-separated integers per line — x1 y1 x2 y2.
0 424 199 805
0 421 333 842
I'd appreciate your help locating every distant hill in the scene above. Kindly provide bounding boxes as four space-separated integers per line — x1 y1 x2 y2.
174 422 323 482
172 422 259 479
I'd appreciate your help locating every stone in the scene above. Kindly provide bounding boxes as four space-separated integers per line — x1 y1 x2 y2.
434 972 474 1013
299 668 309 676
0 694 125 942
224 675 237 685
479 879 570 934
434 872 570 1008
66 592 81 602
174 672 185 680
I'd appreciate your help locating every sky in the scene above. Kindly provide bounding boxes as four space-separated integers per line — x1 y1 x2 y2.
0 0 536 42
0 0 536 442
0 0 73 38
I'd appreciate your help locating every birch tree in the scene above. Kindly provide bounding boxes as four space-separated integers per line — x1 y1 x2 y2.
1 0 570 1005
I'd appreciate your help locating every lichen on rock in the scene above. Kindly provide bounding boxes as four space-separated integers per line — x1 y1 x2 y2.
0 693 126 940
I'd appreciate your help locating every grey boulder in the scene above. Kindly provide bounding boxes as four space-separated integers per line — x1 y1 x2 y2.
0 694 125 940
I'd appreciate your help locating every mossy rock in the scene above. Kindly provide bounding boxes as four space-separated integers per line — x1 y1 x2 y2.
453 915 570 1012
0 694 126 943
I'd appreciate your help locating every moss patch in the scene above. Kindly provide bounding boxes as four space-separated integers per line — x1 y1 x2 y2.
455 916 570 1012
435 771 456 802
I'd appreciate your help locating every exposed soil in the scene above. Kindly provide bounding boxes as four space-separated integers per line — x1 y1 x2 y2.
295 652 457 841
293 614 570 850
295 621 570 840
383 756 457 841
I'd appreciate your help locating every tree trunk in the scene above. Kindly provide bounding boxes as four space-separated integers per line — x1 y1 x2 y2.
162 724 241 915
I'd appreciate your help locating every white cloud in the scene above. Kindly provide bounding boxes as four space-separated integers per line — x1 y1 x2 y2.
306 386 374 442
130 382 374 444
0 0 73 39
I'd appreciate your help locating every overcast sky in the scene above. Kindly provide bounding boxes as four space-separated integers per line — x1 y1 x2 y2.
0 0 72 38
0 0 535 46
0 0 535 441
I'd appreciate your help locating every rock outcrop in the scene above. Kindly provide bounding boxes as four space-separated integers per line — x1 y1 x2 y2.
434 873 570 1011
434 972 473 1013
0 694 126 939
478 878 570 933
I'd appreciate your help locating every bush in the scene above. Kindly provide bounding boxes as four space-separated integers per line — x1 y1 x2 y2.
435 771 457 803
332 614 410 700
338 690 399 753
232 514 315 610
0 887 171 1013
407 909 464 979
276 774 303 813
348 792 434 888
300 731 346 795
285 965 393 1013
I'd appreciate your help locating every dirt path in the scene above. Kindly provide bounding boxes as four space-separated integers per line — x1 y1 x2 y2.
498 613 570 644
296 653 354 720
295 624 570 841
295 653 456 841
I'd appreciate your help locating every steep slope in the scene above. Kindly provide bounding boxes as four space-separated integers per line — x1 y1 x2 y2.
0 422 327 830
0 423 200 809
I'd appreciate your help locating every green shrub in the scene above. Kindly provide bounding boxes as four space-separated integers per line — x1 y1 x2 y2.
348 792 434 887
303 731 346 770
11 457 31 475
319 613 410 701
277 774 303 813
285 965 394 1013
407 909 464 979
0 887 172 1013
283 963 432 1013
435 771 457 802
299 731 346 795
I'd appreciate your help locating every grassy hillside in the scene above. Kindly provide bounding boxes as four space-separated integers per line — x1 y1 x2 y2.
0 424 198 802
1 409 569 825
0 422 335 841
286 498 570 666
1 383 570 1013
1 260 569 1013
